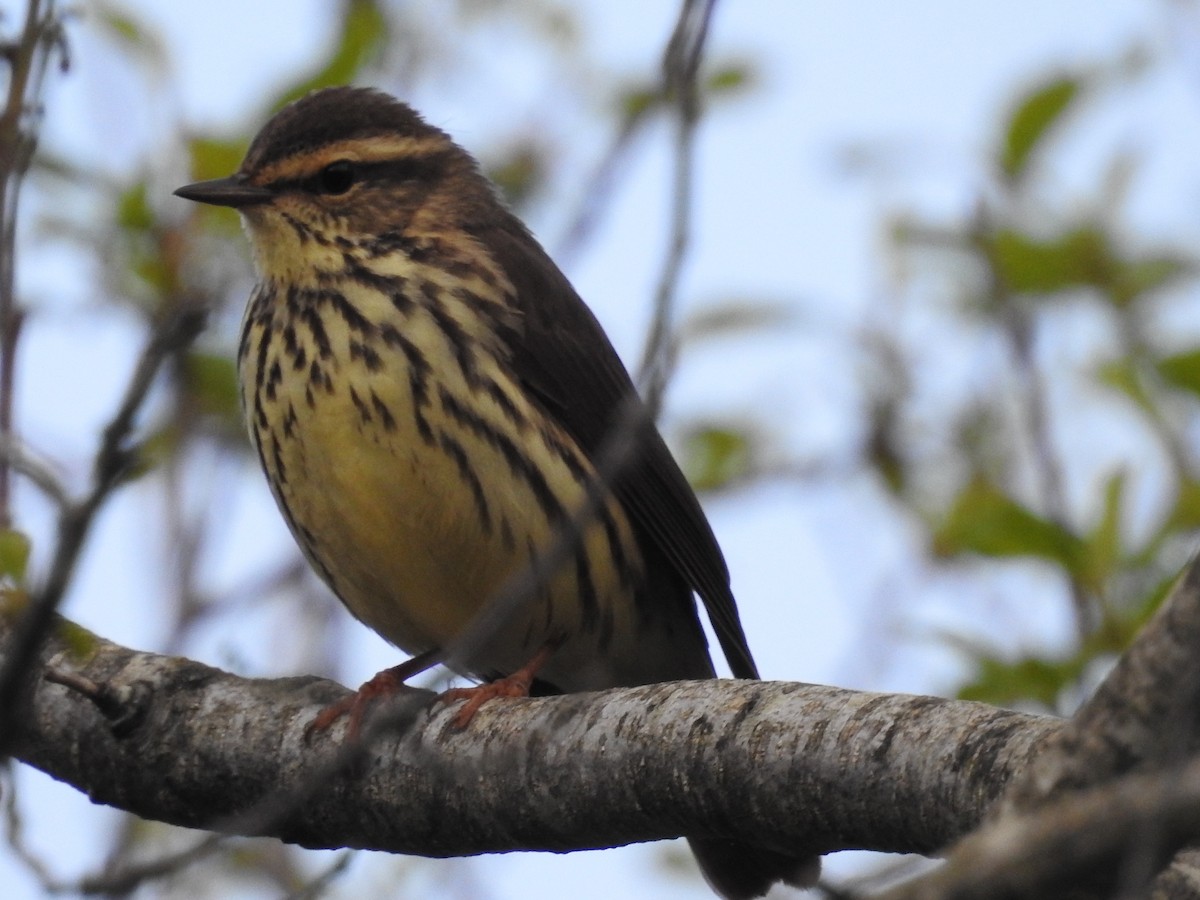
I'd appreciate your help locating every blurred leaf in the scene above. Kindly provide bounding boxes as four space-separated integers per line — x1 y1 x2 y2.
681 300 797 343
184 351 242 424
933 477 1082 568
129 426 180 479
704 61 757 96
1096 358 1156 417
958 653 1085 708
987 226 1188 307
681 425 754 492
274 0 389 107
0 587 28 617
94 1 167 68
1157 348 1200 398
1078 472 1124 591
1088 573 1172 655
56 618 101 661
866 405 905 496
1001 76 1080 180
989 226 1111 295
1167 479 1200 532
485 141 547 210
0 529 31 583
188 137 247 182
116 180 154 233
617 83 662 124
181 138 252 235
1112 256 1189 306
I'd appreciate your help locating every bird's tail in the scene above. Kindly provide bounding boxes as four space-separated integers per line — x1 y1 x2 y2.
688 837 820 900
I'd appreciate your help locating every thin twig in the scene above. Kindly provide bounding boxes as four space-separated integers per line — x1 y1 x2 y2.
0 306 205 755
1 763 62 891
637 0 718 417
973 199 1097 641
0 436 68 509
74 834 226 896
282 850 355 900
0 0 60 530
555 110 652 266
1002 299 1095 639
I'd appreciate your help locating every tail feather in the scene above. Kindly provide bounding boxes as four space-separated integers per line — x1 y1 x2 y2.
688 838 820 899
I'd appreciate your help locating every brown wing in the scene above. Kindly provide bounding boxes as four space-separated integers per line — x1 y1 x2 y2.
477 217 759 680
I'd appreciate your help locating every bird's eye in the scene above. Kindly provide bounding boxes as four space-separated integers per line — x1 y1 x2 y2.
317 160 355 195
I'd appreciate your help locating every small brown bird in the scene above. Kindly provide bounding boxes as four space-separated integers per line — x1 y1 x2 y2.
175 86 813 899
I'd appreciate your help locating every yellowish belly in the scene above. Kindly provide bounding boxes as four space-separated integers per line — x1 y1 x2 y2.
239 282 646 684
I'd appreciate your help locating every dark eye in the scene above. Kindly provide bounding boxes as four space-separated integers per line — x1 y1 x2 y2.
317 160 355 194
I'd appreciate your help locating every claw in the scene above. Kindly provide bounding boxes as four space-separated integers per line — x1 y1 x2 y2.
435 642 557 728
305 648 442 742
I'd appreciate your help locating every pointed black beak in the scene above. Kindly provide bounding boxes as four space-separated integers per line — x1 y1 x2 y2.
174 176 273 209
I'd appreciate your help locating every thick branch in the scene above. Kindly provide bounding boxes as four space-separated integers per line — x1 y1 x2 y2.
884 756 1200 900
887 552 1200 899
6 616 1056 861
1010 555 1200 808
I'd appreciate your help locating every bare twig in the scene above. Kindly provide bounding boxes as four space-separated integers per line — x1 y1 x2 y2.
0 306 205 755
75 834 225 897
636 0 719 415
0 436 68 509
284 850 355 900
976 200 1097 640
1 763 60 890
0 0 62 529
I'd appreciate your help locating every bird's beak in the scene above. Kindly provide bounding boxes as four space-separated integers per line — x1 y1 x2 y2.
174 176 273 209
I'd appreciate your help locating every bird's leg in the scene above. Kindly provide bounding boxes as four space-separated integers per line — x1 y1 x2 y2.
437 639 561 729
305 647 443 742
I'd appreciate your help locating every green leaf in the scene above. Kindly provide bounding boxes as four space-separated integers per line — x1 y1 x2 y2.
1078 472 1124 590
116 181 154 232
1001 76 1081 180
274 0 389 107
990 226 1111 295
484 142 546 210
184 352 242 424
0 529 31 583
681 425 753 492
1112 256 1189 307
1157 349 1200 398
94 2 167 68
1167 479 1200 532
1096 358 1157 417
704 61 757 96
933 478 1082 568
958 653 1085 708
56 618 101 661
617 83 662 123
187 137 248 182
987 227 1188 307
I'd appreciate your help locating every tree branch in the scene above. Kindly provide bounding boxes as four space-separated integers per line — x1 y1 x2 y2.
6 614 1056 863
882 755 1200 900
870 551 1200 899
1008 554 1200 809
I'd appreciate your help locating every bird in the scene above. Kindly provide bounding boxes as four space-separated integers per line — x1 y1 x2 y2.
174 85 815 899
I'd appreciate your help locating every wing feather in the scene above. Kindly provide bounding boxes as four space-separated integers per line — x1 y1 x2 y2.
477 218 759 679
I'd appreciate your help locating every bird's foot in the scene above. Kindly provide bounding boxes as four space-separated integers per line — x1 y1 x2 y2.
436 642 557 728
305 649 441 743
